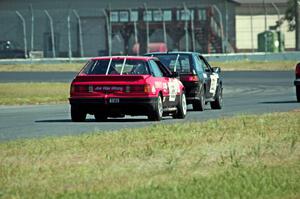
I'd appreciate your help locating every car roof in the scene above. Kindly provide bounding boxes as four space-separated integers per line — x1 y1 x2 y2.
145 51 201 56
91 56 157 61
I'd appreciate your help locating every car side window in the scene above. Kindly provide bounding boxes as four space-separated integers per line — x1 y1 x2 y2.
155 60 172 77
199 56 211 73
193 55 204 73
149 60 164 77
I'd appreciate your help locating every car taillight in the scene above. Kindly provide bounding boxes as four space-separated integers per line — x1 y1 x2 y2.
181 75 199 82
71 85 88 93
126 85 144 92
144 84 152 93
296 63 300 77
124 85 152 93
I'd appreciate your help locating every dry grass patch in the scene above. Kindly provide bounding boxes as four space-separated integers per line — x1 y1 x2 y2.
0 112 299 198
0 83 69 105
210 60 297 71
0 63 83 72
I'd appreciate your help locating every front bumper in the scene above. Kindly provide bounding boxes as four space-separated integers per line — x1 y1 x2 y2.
69 97 157 116
294 79 300 86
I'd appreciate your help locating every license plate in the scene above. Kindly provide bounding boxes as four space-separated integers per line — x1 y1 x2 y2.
109 98 119 103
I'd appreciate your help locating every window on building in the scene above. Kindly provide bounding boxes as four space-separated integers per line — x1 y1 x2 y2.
176 9 194 21
130 10 138 22
198 9 206 21
143 10 152 21
119 11 129 22
110 11 119 22
153 10 163 21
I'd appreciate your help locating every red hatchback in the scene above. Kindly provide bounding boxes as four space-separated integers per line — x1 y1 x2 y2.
69 56 187 122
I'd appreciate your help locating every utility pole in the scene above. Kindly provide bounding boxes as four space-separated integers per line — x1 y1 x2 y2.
295 0 300 50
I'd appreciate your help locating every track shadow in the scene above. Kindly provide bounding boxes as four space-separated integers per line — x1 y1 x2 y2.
260 100 298 104
35 117 168 123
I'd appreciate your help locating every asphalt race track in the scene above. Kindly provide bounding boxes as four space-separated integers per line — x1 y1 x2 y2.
0 71 299 141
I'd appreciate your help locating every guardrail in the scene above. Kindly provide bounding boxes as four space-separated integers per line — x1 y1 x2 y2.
0 52 299 65
205 51 300 62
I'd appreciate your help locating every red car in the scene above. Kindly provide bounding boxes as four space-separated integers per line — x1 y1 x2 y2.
69 56 187 122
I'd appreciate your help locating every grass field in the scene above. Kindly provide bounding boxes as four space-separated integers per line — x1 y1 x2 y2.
0 111 299 198
0 60 297 72
0 83 69 105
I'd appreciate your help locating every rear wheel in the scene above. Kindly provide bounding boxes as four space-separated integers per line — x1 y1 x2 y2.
296 86 300 102
71 106 86 122
210 86 223 109
193 89 205 111
148 95 163 121
173 93 187 119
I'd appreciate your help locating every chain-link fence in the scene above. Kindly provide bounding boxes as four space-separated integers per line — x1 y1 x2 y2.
0 1 297 59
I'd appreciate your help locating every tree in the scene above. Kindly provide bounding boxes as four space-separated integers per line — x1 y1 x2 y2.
284 0 300 50
285 0 296 31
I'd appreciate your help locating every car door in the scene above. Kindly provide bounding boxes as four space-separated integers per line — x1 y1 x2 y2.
151 59 180 107
148 60 170 105
199 56 218 99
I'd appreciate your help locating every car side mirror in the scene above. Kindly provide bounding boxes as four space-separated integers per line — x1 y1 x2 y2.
212 67 221 73
170 71 179 78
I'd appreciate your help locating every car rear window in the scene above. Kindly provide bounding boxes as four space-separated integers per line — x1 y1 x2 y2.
81 59 150 75
153 54 193 73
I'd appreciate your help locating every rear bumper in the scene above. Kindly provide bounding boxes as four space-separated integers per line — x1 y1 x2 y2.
69 97 157 116
294 79 300 86
182 82 201 104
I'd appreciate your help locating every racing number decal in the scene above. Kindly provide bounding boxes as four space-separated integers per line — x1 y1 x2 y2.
168 79 179 101
209 73 219 95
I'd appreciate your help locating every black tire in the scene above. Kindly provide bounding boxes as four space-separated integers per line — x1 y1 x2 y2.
210 86 223 109
193 88 205 111
71 106 86 122
148 95 163 121
94 112 108 122
296 86 300 102
173 93 187 119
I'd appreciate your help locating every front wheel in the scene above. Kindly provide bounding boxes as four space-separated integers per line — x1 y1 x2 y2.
296 86 300 102
210 86 223 109
148 95 163 121
71 106 86 122
173 93 187 119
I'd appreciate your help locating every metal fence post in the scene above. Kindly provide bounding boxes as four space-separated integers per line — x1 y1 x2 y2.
16 11 27 58
190 8 195 51
29 4 34 52
67 14 72 60
73 10 84 57
103 9 112 56
129 9 139 55
183 3 189 51
160 9 167 47
144 3 150 53
44 10 56 58
212 5 224 53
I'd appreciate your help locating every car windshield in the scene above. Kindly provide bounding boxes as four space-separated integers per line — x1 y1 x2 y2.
81 59 149 75
153 54 193 73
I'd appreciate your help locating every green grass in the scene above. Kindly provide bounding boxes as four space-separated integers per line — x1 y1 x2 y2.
0 111 299 198
210 60 297 71
0 60 297 72
0 63 83 72
0 83 69 105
